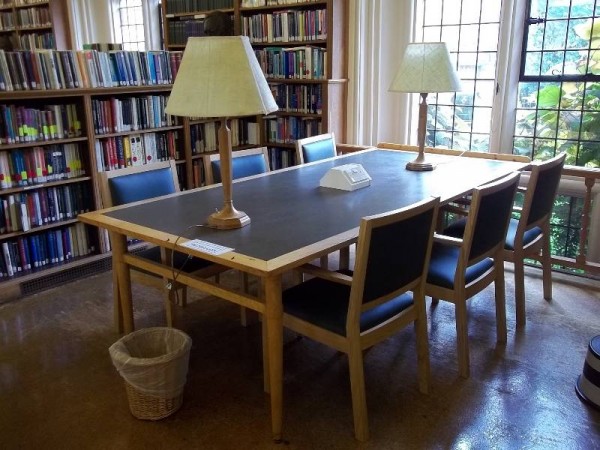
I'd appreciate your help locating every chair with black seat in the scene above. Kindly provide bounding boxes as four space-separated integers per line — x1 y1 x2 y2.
426 172 520 378
203 146 270 184
100 160 225 331
444 153 566 327
203 147 271 325
504 153 566 325
282 196 439 441
295 132 337 165
295 133 351 269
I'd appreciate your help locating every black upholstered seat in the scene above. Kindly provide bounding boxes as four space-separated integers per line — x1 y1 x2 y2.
442 153 566 326
100 160 224 331
425 171 520 379
282 197 439 441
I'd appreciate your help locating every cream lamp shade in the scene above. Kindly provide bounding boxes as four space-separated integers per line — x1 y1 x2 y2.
389 42 461 94
389 42 461 171
165 36 278 118
166 36 279 229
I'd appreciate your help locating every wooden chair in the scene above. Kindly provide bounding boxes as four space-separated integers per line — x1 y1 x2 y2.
295 133 352 269
282 197 439 441
443 153 566 327
295 132 337 165
504 153 566 325
99 160 225 331
376 142 532 163
203 147 270 184
203 147 270 325
425 172 521 378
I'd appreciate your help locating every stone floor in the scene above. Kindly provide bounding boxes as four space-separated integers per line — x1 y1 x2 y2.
0 266 599 449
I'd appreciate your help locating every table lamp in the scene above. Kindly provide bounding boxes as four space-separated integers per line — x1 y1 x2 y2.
165 36 278 229
389 42 462 171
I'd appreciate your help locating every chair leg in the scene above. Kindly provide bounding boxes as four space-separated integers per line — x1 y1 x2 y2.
348 340 369 442
513 251 526 327
339 246 351 271
320 254 329 269
240 272 259 326
179 286 188 307
164 287 175 327
112 267 123 334
494 258 507 344
455 300 470 378
415 291 430 394
541 231 553 300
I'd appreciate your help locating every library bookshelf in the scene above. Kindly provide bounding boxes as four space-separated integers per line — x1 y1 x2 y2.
161 0 348 170
0 47 209 299
0 0 71 51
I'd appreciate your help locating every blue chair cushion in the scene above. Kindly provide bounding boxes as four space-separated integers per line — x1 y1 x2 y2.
137 246 214 273
444 218 542 252
302 139 336 163
211 154 268 183
283 277 414 336
427 241 494 289
504 218 543 251
109 167 176 206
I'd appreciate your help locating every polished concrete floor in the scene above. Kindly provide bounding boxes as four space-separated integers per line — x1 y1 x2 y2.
1 265 599 449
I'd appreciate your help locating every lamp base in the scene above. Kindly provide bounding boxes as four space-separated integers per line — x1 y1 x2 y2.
406 160 435 171
207 204 250 229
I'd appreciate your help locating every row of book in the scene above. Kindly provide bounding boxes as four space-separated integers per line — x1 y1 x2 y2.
167 19 207 46
268 147 295 170
15 5 51 29
270 82 322 114
264 115 321 143
16 31 55 50
190 118 259 154
91 95 180 135
0 144 84 189
242 0 322 7
242 9 327 43
1 183 91 234
94 131 181 172
254 46 327 79
165 0 234 14
0 103 82 144
0 223 93 277
0 49 182 91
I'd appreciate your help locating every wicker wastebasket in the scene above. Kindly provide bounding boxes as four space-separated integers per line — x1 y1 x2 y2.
109 327 192 420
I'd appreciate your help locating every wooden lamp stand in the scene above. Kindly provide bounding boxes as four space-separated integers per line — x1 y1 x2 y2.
406 93 435 171
207 119 251 229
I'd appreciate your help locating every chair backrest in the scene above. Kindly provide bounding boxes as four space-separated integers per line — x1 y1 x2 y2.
348 197 439 323
521 153 566 229
295 133 337 165
99 160 180 207
461 172 521 262
377 142 531 163
203 147 270 184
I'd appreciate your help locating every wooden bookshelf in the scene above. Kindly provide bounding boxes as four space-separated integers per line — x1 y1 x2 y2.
161 0 348 170
0 48 202 295
0 0 71 51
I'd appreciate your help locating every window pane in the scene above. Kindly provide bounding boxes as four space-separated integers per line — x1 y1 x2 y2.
478 24 499 51
424 0 443 26
474 80 495 106
461 0 481 24
544 20 569 50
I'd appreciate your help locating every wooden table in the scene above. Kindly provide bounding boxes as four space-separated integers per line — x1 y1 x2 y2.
79 148 526 441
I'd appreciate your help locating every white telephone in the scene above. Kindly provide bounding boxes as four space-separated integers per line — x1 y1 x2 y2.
319 163 372 191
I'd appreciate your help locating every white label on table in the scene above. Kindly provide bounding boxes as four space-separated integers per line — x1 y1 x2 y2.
180 239 234 255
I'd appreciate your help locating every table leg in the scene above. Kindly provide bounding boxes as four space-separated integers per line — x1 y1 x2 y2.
264 274 283 442
110 231 133 334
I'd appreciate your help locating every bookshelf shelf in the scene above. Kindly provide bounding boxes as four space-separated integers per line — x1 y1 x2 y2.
0 0 69 51
0 48 195 290
161 0 348 171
